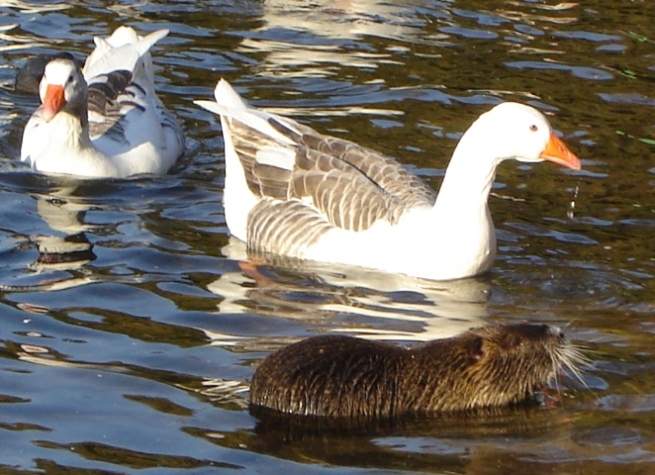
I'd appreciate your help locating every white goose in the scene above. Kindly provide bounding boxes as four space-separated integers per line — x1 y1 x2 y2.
21 26 184 178
196 79 581 281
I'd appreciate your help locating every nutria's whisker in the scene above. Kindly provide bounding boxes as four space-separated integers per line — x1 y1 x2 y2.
548 348 564 398
559 345 590 388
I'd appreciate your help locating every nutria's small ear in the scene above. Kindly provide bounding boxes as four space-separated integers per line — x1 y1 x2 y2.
504 333 523 350
468 336 485 362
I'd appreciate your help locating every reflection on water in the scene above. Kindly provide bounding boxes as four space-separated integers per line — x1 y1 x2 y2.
240 0 442 77
208 237 490 345
0 0 655 474
31 187 96 267
246 402 574 460
0 185 98 292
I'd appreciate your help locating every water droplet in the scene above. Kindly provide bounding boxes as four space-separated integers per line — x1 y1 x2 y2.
567 185 579 219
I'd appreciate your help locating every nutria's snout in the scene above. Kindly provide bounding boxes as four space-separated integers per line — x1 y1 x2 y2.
249 323 585 418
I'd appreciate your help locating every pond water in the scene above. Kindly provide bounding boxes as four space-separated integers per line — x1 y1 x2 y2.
1 0 655 473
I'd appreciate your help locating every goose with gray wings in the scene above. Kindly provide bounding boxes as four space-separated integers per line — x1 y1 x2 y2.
196 79 581 281
21 26 184 178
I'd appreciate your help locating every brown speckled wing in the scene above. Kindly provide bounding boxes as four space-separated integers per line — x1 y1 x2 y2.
296 123 436 212
229 118 292 200
247 199 332 257
229 114 437 243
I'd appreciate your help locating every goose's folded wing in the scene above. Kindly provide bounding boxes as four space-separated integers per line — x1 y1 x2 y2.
227 117 295 200
86 70 134 143
246 117 438 232
294 125 437 213
84 27 183 161
247 199 334 255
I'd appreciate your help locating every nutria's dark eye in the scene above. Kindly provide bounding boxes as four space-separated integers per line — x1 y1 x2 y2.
66 74 74 85
529 124 538 132
467 336 485 362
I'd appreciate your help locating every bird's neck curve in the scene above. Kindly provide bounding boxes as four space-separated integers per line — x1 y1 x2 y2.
433 135 504 215
49 107 94 150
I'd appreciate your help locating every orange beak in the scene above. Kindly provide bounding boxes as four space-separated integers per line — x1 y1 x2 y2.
540 132 581 170
41 84 66 123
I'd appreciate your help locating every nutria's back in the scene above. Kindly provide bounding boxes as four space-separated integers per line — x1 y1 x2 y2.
249 323 582 418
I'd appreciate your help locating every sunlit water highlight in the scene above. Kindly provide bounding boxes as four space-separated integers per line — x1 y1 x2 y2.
1 1 655 473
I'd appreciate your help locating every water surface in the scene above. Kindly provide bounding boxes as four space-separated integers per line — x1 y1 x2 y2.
1 1 655 473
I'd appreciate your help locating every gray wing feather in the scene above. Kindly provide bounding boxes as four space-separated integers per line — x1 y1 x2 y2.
228 114 437 236
298 127 436 210
229 119 291 199
247 199 332 257
87 70 134 141
87 70 167 148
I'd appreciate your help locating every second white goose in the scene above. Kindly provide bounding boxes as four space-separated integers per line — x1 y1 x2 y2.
196 79 581 281
21 26 185 178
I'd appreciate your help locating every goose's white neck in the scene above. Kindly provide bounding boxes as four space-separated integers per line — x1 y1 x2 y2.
47 110 94 150
40 110 102 165
434 132 503 215
411 127 506 279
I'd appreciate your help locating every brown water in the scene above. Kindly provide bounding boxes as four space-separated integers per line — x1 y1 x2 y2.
1 0 655 473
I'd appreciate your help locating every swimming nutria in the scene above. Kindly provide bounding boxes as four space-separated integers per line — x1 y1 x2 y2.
249 324 584 418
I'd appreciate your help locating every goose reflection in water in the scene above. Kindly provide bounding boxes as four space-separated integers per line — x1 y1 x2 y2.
238 0 437 80
205 237 491 348
3 186 99 293
32 186 97 270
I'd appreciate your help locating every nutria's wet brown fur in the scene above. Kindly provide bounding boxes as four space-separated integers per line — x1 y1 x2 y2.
249 324 583 418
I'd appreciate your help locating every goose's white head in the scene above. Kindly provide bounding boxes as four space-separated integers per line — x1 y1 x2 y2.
461 102 581 170
39 58 87 123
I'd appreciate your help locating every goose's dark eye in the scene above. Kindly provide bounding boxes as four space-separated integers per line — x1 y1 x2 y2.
529 124 538 132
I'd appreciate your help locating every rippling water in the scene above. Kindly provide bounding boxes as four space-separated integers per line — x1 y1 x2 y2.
1 1 655 473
